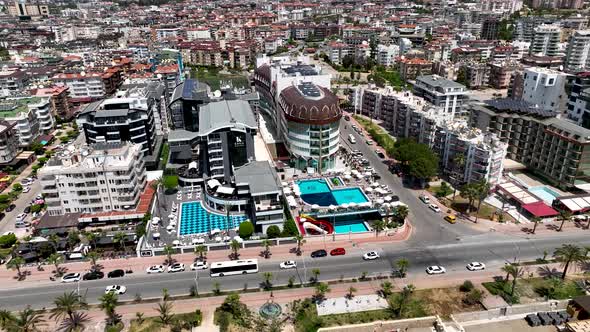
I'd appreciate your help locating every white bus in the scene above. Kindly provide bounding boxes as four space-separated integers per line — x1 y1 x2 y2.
210 259 259 277
348 134 356 144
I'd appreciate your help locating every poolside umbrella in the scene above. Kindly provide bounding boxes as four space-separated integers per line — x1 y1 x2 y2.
351 170 359 175
311 204 320 210
382 202 391 208
365 187 373 193
376 199 384 205
363 202 373 208
344 174 352 180
153 217 161 223
215 236 222 242
169 221 177 227
283 187 292 194
151 219 159 225
192 238 200 244
281 181 288 187
329 205 337 211
300 217 307 222
195 238 205 244
168 213 175 219
172 240 180 246
365 172 372 177
371 182 379 187
211 228 221 235
152 232 160 239
349 202 357 209
341 203 350 209
344 171 351 176
384 196 392 202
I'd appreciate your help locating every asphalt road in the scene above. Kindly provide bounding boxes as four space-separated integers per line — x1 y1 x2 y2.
0 118 587 310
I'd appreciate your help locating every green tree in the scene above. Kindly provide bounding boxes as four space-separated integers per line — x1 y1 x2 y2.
501 263 524 295
4 306 45 332
66 231 80 252
474 180 491 222
84 232 98 249
194 245 207 261
238 221 254 239
162 175 178 191
396 258 410 277
266 225 281 238
99 292 120 326
113 232 127 253
163 245 175 265
86 251 100 271
0 309 14 329
58 311 90 332
294 234 305 255
436 182 453 198
47 253 64 276
531 216 541 234
311 268 321 283
460 183 479 214
6 256 25 277
553 244 587 280
346 286 357 299
0 233 17 248
230 239 241 260
50 291 88 322
387 284 416 318
372 219 386 237
456 67 468 86
156 301 174 325
394 205 409 224
557 210 572 232
12 183 22 192
262 272 273 290
313 282 330 302
380 281 393 297
261 239 272 259
464 289 484 305
281 218 298 236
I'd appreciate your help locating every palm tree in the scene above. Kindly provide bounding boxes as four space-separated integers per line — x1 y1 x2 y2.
84 232 98 249
557 210 572 232
347 286 357 299
150 177 165 216
294 234 305 255
262 272 273 290
311 268 320 283
230 239 240 260
98 292 119 326
113 232 127 254
194 245 207 261
135 312 145 325
5 306 45 332
156 301 174 326
163 245 175 265
261 239 272 259
380 281 393 297
0 309 14 329
396 258 410 277
49 234 60 250
224 203 232 233
372 219 386 237
460 183 479 214
501 263 524 295
6 256 25 277
58 311 90 332
452 155 465 201
51 291 88 322
388 284 415 318
474 180 491 223
394 205 409 224
313 282 330 302
86 251 100 271
66 231 80 253
553 244 587 280
531 216 541 234
47 253 64 276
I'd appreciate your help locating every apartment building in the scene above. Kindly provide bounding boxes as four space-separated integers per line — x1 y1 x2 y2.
521 67 567 114
469 99 590 189
488 62 521 89
327 41 350 65
398 58 433 81
0 97 48 147
461 63 489 89
413 75 469 118
566 73 590 127
0 70 30 97
52 73 106 101
7 0 48 17
40 142 147 216
0 120 19 165
565 30 590 73
31 85 73 120
529 25 561 57
377 44 400 67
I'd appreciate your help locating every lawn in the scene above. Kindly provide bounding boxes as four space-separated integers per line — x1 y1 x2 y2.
128 311 202 332
189 67 249 90
415 287 484 319
484 277 585 305
440 196 514 222
353 115 396 154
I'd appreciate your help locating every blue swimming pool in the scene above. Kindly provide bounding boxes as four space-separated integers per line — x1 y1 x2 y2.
297 179 369 206
529 186 560 204
179 201 248 235
334 220 369 234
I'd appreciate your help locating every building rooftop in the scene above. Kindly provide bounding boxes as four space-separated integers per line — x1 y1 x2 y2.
0 97 45 119
234 161 281 195
198 100 257 135
416 75 466 89
483 98 556 118
281 64 319 76
43 142 141 171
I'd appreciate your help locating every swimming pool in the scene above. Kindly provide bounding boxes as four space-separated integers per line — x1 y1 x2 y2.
297 179 369 206
333 220 369 234
179 201 248 235
529 186 560 204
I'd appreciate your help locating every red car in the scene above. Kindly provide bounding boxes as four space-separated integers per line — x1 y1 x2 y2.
330 248 346 256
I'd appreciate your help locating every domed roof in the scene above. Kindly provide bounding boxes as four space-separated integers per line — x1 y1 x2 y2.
254 64 271 81
279 84 341 125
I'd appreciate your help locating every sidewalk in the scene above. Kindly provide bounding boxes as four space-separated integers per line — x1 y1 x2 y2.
0 223 412 289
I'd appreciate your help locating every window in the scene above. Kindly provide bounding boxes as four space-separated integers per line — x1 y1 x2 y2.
548 78 555 85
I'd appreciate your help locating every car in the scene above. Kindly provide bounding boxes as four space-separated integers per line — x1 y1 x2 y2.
61 273 81 283
391 195 400 202
23 206 31 214
344 115 350 121
366 140 373 145
466 262 486 271
22 187 30 193
360 159 370 166
146 265 165 274
574 215 589 222
105 285 127 295
363 251 380 260
107 269 125 278
429 204 441 213
83 270 104 280
167 263 185 273
426 266 446 275
311 249 327 258
391 269 406 278
279 260 297 269
330 248 346 256
6 204 15 212
376 151 385 159
190 261 208 270
16 213 26 221
444 215 457 224
419 195 430 204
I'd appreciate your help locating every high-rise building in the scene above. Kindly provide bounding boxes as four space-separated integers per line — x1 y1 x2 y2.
413 75 469 118
481 19 499 40
521 67 567 114
565 30 590 73
7 0 49 18
529 25 561 57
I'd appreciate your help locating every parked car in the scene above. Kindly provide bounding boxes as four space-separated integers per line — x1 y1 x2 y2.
419 195 430 204
22 187 31 193
107 269 125 278
574 215 589 222
190 261 208 270
366 140 373 145
167 263 185 273
363 251 380 260
429 204 441 213
83 271 104 280
330 248 346 256
105 285 127 295
61 273 81 283
6 204 15 212
146 265 165 274
466 262 486 271
16 213 27 221
279 260 297 269
344 115 350 121
311 249 327 258
376 151 385 159
23 206 31 214
426 266 446 275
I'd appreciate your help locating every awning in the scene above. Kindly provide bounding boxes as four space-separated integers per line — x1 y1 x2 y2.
207 179 221 189
188 161 198 169
216 186 235 195
522 201 559 217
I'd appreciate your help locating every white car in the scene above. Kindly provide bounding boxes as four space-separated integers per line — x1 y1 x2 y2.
419 195 430 204
190 261 208 270
426 266 446 275
105 285 127 295
279 260 297 269
16 213 27 221
22 187 31 193
363 251 380 260
61 272 81 283
466 262 486 271
574 215 589 222
429 204 441 213
146 265 165 274
167 263 185 273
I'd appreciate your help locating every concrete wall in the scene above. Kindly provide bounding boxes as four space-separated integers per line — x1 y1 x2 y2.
452 299 570 323
317 316 440 332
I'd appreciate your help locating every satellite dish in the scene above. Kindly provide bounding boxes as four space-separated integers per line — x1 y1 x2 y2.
80 71 86 76
213 90 221 97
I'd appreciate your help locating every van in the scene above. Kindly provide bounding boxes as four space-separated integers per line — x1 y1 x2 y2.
15 221 29 228
348 134 356 144
444 215 457 224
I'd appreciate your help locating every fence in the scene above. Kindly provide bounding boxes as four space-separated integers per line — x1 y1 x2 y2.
317 316 442 332
451 299 570 323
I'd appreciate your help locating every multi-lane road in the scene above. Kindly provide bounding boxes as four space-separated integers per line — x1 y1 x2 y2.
0 117 587 310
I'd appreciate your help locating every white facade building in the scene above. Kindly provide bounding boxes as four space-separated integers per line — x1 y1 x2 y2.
413 75 469 119
40 142 147 216
377 44 400 67
0 97 51 146
530 25 561 57
52 73 105 100
522 67 567 113
186 27 211 41
565 30 590 72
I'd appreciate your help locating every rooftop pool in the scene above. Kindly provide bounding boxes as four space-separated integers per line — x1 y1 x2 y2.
529 186 560 204
297 179 369 206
